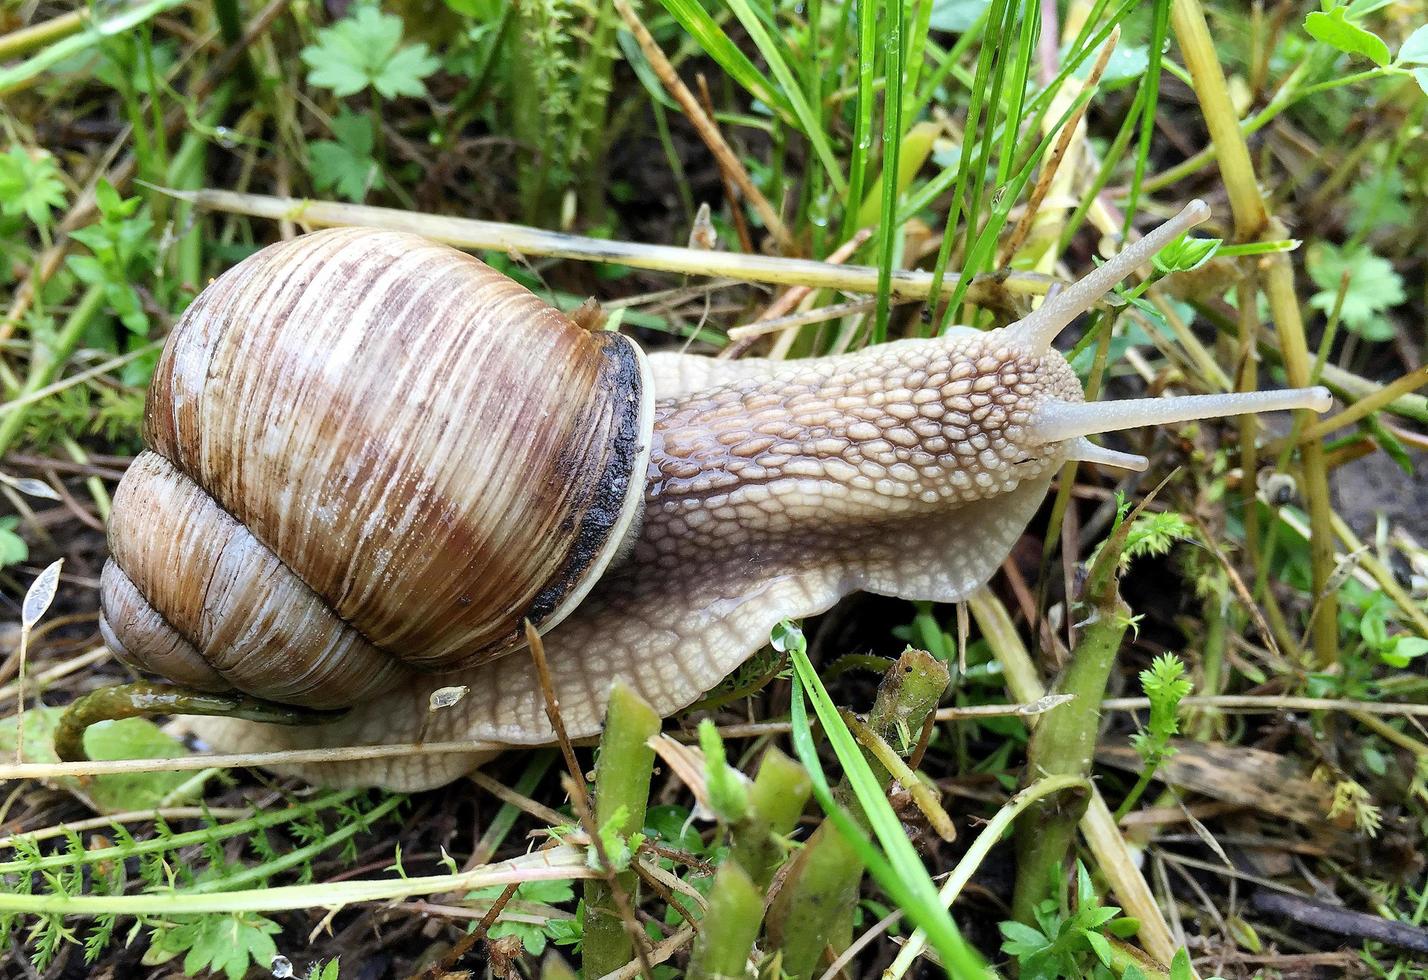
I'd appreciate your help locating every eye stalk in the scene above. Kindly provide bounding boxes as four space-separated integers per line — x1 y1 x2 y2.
1005 199 1212 354
1031 386 1335 472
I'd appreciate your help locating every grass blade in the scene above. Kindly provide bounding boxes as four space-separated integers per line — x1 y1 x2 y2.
723 0 847 196
779 625 987 977
654 0 791 118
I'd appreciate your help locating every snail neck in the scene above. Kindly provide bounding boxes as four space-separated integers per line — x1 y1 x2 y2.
640 332 1073 563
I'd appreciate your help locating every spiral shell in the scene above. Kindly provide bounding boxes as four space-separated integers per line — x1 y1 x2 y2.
99 228 653 708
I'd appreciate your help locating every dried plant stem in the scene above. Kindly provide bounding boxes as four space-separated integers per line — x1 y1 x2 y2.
612 0 791 252
695 73 754 254
0 695 1086 781
1104 694 1428 716
720 227 875 358
171 187 1054 301
594 924 697 980
727 297 882 341
1171 0 1336 668
25 691 1428 784
1276 363 1428 451
1316 361 1428 424
0 844 595 915
0 6 89 61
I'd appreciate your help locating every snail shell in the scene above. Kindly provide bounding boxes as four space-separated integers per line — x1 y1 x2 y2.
100 228 653 709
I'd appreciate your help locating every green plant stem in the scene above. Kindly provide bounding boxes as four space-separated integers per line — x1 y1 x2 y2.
1012 587 1132 923
686 861 763 980
968 587 1180 967
0 790 362 877
189 794 406 893
766 819 864 979
728 747 811 888
1113 752 1165 822
582 682 660 979
786 642 985 976
864 647 949 760
1172 0 1337 667
0 283 105 457
1190 591 1227 742
871 0 905 343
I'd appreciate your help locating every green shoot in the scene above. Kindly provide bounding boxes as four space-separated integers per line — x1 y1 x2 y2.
998 861 1137 979
1114 654 1193 820
699 718 750 824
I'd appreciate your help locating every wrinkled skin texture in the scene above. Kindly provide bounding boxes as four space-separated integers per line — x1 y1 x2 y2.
194 331 1081 788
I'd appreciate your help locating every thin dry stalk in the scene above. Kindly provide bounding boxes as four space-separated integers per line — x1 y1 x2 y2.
694 72 754 254
999 27 1118 265
727 297 881 342
526 623 654 980
720 227 875 358
613 0 791 252
176 187 1055 300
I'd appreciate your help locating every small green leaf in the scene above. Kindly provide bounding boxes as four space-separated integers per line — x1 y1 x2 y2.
0 146 68 227
1397 24 1428 63
1381 636 1428 669
309 111 385 202
165 913 281 980
1304 7 1391 66
0 516 28 567
1153 233 1222 275
1085 929 1113 966
1306 243 1405 340
301 7 439 99
998 920 1049 957
1346 169 1410 232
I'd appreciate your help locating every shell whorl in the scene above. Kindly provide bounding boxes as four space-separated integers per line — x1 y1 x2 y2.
100 228 653 708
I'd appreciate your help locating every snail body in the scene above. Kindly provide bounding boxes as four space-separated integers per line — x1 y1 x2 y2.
94 203 1331 789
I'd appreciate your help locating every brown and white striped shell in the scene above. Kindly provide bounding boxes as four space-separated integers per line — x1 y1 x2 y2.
99 228 653 709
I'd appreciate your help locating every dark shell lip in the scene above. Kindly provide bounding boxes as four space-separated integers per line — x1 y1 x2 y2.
522 330 654 642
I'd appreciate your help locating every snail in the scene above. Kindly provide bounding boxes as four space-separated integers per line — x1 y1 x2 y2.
67 200 1331 790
